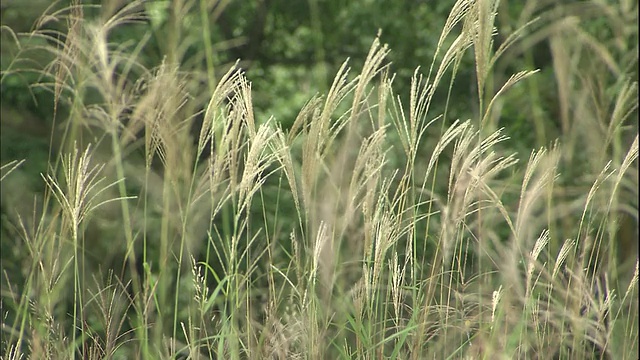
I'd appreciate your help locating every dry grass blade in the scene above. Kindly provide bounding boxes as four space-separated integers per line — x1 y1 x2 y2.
482 69 540 125
41 145 130 233
0 159 26 182
471 0 500 96
525 229 549 298
199 62 245 155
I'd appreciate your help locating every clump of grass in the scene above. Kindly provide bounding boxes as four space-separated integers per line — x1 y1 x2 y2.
1 0 637 359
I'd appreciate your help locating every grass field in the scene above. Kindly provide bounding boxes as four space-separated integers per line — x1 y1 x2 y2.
1 1 638 359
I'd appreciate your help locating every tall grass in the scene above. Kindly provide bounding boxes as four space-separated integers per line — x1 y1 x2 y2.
1 0 637 359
